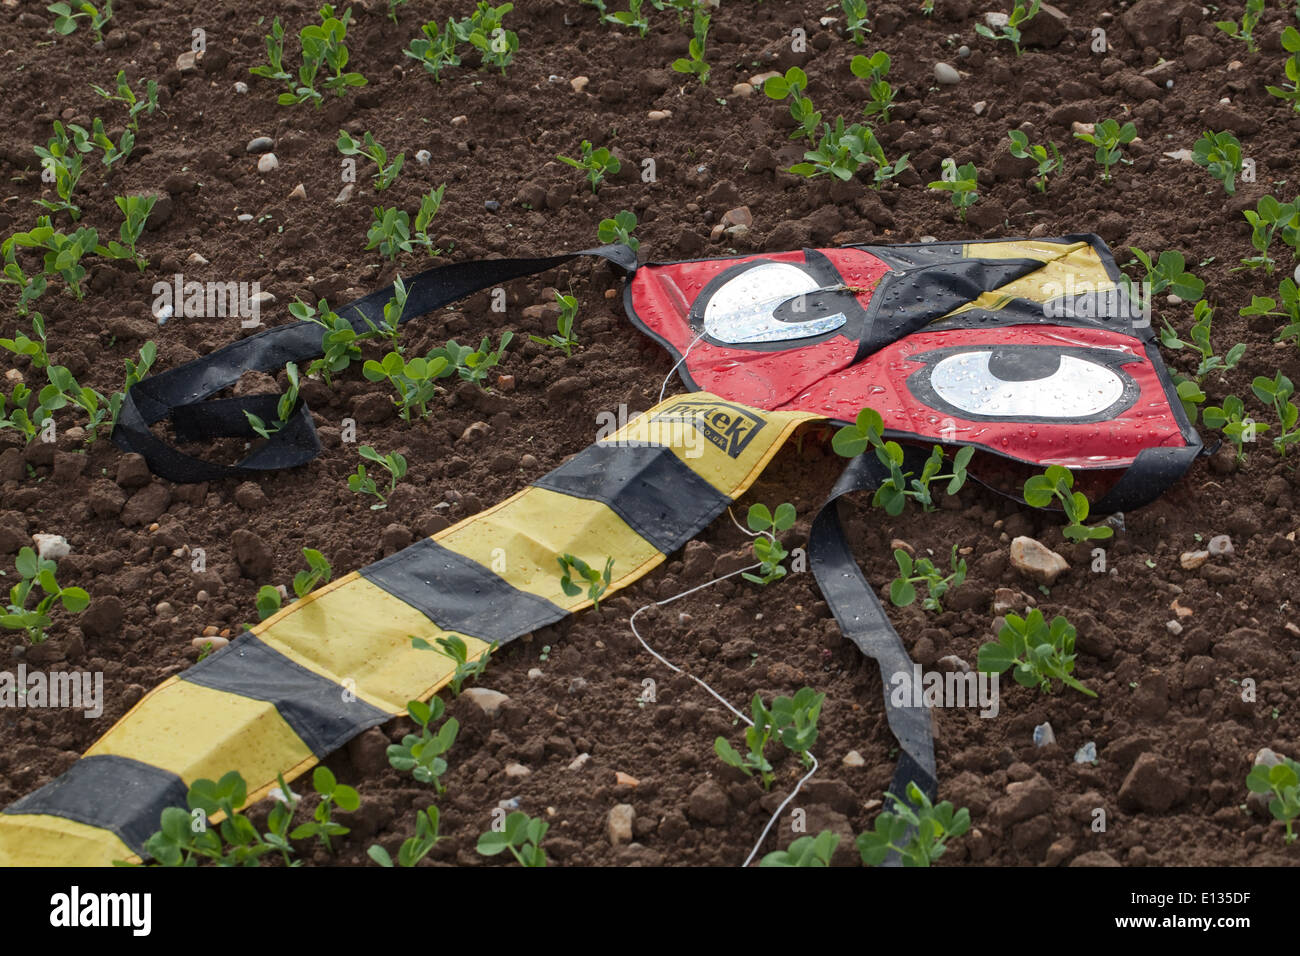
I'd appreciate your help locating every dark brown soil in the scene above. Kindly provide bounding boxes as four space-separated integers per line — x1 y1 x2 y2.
0 0 1298 867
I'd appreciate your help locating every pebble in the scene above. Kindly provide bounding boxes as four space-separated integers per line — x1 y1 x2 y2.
155 601 175 618
842 750 866 767
154 303 173 324
1071 121 1095 136
334 184 354 204
1163 148 1194 162
187 252 210 266
461 421 490 442
32 534 71 561
4 369 21 384
462 687 510 717
937 654 972 673
1170 598 1193 619
527 667 544 679
568 752 591 771
570 75 589 92
731 82 754 98
237 214 254 222
1075 741 1097 764
614 771 638 788
568 677 588 695
191 635 229 651
250 290 276 308
1009 536 1070 586
1207 534 1233 557
451 115 468 126
647 109 672 121
246 136 274 154
234 81 249 94
497 374 515 392
202 625 219 637
607 804 635 845
934 62 961 85
973 100 987 115
1179 550 1209 570
176 51 200 72
505 762 531 779
289 183 306 200
498 797 521 811
919 235 938 243
484 200 500 212
257 153 279 173
958 44 971 58
1166 619 1184 636
415 149 431 165
1033 722 1056 747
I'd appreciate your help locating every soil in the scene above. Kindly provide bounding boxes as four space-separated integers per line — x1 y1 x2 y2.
1 0 1298 867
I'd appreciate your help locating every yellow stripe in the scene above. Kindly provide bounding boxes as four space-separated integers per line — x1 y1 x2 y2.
0 813 135 866
947 240 1115 317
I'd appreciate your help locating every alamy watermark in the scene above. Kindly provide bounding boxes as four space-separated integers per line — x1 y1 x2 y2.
0 666 103 718
151 274 263 327
1041 276 1152 327
890 664 999 718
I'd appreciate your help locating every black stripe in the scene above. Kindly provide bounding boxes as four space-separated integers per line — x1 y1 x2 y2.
3 754 188 855
532 443 731 554
360 538 567 644
183 633 389 756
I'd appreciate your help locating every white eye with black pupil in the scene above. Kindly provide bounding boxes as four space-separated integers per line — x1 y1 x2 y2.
927 349 1128 419
701 262 847 344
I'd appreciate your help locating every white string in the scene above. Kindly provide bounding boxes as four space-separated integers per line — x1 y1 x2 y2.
658 328 707 404
628 567 820 868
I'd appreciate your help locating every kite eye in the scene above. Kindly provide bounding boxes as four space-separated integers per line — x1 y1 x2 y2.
907 345 1140 423
698 261 847 345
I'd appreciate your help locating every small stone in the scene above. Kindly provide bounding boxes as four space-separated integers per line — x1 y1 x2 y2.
934 62 961 85
462 687 510 717
973 100 987 115
234 81 249 94
451 115 468 126
1033 722 1055 747
202 625 219 637
842 750 866 768
1227 60 1242 71
505 762 531 779
730 82 753 98
1009 536 1070 586
957 44 971 58
528 667 543 679
496 374 515 392
1163 148 1194 162
250 290 275 308
984 11 1010 28
570 75 589 92
1075 741 1097 764
176 50 200 72
187 252 210 267
257 153 279 173
32 533 71 561
461 421 490 442
1170 598 1193 619
289 183 307 200
237 214 254 222
568 752 591 770
192 635 229 651
1166 619 1183 636
1071 121 1095 136
721 206 752 229
568 677 588 695
647 109 672 121
1207 534 1233 557
608 804 635 845
246 136 274 154
615 771 639 788
937 654 972 673
155 601 175 618
1179 550 1209 570
484 200 500 212
415 149 431 165
334 184 354 204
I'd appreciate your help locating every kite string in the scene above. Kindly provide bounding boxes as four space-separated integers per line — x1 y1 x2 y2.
658 328 707 405
627 526 819 868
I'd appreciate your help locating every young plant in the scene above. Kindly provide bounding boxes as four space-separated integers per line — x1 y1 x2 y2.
476 811 548 867
1022 464 1113 542
530 291 581 356
386 0 410 24
1192 130 1244 195
974 0 1040 56
1074 118 1136 183
244 362 301 439
1215 0 1265 53
2 546 90 645
1242 276 1300 347
363 349 452 420
411 633 495 695
33 121 92 220
609 0 649 36
761 832 839 867
292 549 332 599
90 117 133 168
832 406 973 514
1266 26 1300 111
670 8 711 85
856 781 970 867
1246 756 1300 845
2 382 59 445
889 546 967 613
851 52 896 124
0 313 50 370
366 206 414 261
1251 371 1300 455
288 765 359 853
91 70 160 133
256 584 284 621
770 686 825 768
1007 130 1063 193
368 806 441 867
741 501 795 586
842 0 871 45
337 130 404 190
597 209 639 252
977 608 1096 697
928 160 979 222
256 6 367 107
428 332 514 388
557 140 621 193
48 1 113 42
792 117 908 186
1239 195 1300 274
1160 299 1245 394
4 220 98 298
388 697 459 793
1203 395 1269 463
1128 247 1206 301
41 364 123 440
262 773 301 866
412 184 446 254
763 67 822 146
347 445 409 508
715 693 776 789
97 194 156 271
457 2 519 75
294 298 359 385
404 19 462 80
558 553 614 609
138 771 273 867
0 243 49 316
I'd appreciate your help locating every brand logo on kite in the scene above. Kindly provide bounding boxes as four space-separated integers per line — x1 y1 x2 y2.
651 399 766 458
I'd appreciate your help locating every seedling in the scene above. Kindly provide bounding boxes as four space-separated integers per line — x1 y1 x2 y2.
348 445 408 508
41 364 113 440
91 70 160 133
89 117 133 168
369 806 441 867
1266 26 1300 111
597 209 639 252
476 811 548 867
363 349 452 420
851 52 896 124
288 765 359 853
671 8 711 85
4 220 98 300
1242 276 1300 347
652 0 696 27
770 686 825 767
411 633 495 695
760 831 839 866
47 1 113 42
974 0 1040 56
388 697 459 793
1074 118 1136 183
558 553 614 609
98 195 156 271
1022 464 1113 542
1251 371 1300 455
1192 130 1245 195
1 381 55 444
1246 756 1300 844
609 0 649 36
404 19 461 80
294 298 359 385
33 121 92 220
928 160 979 222
856 781 970 867
1215 0 1265 53
557 140 621 193
138 771 273 867
763 67 822 146
792 117 908 186
262 773 301 866
366 206 414 261
1203 395 1268 463
0 244 48 315
292 549 332 599
1159 299 1245 389
1007 130 1062 192
842 0 870 44
1127 246 1206 301
978 608 1096 696
715 693 777 789
0 314 50 369
428 332 514 388
456 2 519 75
530 291 581 356
2 547 89 645
741 502 795 586
360 276 408 353
1239 195 1300 274
412 184 446 254
253 6 366 107
890 546 966 613
244 362 301 439
337 130 404 190
386 0 410 24
256 585 284 621
833 406 973 513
